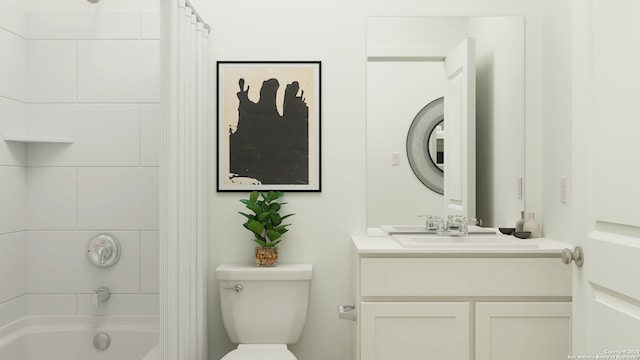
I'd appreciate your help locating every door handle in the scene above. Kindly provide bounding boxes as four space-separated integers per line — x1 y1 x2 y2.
561 246 584 267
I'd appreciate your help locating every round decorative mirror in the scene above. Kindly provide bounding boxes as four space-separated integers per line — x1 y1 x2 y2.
406 97 444 195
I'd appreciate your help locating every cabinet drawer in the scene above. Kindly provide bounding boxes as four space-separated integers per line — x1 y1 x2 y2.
360 257 571 298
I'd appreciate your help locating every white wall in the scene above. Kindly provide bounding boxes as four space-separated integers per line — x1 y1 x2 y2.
189 1 542 360
539 0 573 240
0 0 29 327
0 1 160 327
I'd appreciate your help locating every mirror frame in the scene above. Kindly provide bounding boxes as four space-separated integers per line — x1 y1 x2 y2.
406 96 444 194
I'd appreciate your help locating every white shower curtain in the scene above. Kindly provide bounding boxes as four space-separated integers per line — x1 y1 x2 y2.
160 0 209 359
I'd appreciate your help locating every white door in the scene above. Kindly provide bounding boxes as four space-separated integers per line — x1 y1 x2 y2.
443 38 476 219
571 0 640 355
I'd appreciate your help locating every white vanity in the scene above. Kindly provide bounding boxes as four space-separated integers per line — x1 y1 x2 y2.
352 232 572 360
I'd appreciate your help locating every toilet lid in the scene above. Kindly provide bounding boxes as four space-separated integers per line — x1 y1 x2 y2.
221 345 296 360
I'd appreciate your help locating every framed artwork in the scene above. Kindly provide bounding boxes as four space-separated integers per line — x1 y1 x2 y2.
217 61 321 192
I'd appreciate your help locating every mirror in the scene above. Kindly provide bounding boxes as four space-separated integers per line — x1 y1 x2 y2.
366 16 525 229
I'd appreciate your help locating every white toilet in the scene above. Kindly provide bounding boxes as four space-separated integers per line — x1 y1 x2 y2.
215 263 313 360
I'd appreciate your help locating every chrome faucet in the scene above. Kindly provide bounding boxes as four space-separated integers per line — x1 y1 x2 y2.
418 214 470 235
87 234 121 268
93 287 111 306
97 243 112 266
446 215 468 235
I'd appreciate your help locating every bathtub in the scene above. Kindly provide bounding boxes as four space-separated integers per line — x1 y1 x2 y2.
0 316 158 360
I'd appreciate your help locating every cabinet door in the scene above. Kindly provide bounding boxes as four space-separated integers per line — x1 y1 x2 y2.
360 302 470 360
475 302 571 360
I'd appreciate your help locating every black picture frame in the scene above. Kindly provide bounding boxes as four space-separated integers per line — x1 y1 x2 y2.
216 61 321 192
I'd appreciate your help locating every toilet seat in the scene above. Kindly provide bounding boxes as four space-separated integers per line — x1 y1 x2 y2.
220 344 296 360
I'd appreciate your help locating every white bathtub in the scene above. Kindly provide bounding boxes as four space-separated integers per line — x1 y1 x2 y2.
0 316 158 360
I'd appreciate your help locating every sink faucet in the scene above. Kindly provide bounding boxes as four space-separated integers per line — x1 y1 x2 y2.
445 215 468 235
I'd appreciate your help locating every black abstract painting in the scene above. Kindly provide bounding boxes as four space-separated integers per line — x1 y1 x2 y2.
217 62 321 191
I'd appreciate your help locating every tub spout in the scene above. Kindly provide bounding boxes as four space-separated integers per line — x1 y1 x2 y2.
92 287 111 306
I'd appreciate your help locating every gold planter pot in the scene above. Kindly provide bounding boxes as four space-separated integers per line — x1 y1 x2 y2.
255 246 278 267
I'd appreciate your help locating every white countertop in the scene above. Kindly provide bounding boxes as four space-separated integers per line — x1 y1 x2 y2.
354 228 572 256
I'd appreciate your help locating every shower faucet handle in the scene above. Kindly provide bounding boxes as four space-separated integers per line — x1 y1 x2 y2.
87 234 121 268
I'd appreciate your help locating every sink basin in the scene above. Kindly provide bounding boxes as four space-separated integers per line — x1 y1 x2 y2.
392 234 539 249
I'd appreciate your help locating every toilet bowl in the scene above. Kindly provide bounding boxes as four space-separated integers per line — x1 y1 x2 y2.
216 264 312 360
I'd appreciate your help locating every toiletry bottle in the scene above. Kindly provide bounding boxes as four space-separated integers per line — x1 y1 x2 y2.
523 212 541 238
515 211 525 232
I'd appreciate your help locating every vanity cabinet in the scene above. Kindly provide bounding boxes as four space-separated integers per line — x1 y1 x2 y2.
353 237 572 360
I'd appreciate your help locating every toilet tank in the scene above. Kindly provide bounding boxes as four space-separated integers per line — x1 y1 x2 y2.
216 264 312 344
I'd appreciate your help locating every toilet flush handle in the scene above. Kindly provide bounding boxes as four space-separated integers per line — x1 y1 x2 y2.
223 284 243 293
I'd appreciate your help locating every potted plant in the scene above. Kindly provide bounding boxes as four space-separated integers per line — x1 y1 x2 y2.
239 191 294 266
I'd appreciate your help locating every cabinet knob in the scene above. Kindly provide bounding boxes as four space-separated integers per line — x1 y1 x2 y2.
561 246 584 267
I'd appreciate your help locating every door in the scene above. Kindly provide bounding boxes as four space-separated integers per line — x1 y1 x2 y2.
443 38 476 219
571 0 640 355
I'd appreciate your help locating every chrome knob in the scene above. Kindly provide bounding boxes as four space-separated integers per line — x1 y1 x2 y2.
87 234 121 268
561 246 584 267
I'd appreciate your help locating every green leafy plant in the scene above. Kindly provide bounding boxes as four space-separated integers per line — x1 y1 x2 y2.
239 191 294 248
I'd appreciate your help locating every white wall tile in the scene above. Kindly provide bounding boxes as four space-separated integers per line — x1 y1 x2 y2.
0 167 26 234
0 97 28 166
140 104 160 166
0 233 27 303
0 0 28 36
77 294 158 316
78 40 159 103
0 29 27 102
77 167 159 230
0 296 26 328
27 104 140 167
26 294 77 315
140 231 159 293
140 12 159 39
27 231 140 294
26 167 77 230
27 40 77 103
27 12 140 40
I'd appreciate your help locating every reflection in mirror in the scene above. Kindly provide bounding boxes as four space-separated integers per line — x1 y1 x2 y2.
429 121 444 171
406 97 444 195
366 16 525 229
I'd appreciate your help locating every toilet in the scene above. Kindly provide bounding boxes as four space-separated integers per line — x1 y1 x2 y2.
215 263 313 360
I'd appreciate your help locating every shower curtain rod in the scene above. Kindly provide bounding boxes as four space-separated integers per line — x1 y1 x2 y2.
184 0 210 32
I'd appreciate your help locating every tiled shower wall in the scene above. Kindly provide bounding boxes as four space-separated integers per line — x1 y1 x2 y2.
0 4 160 327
